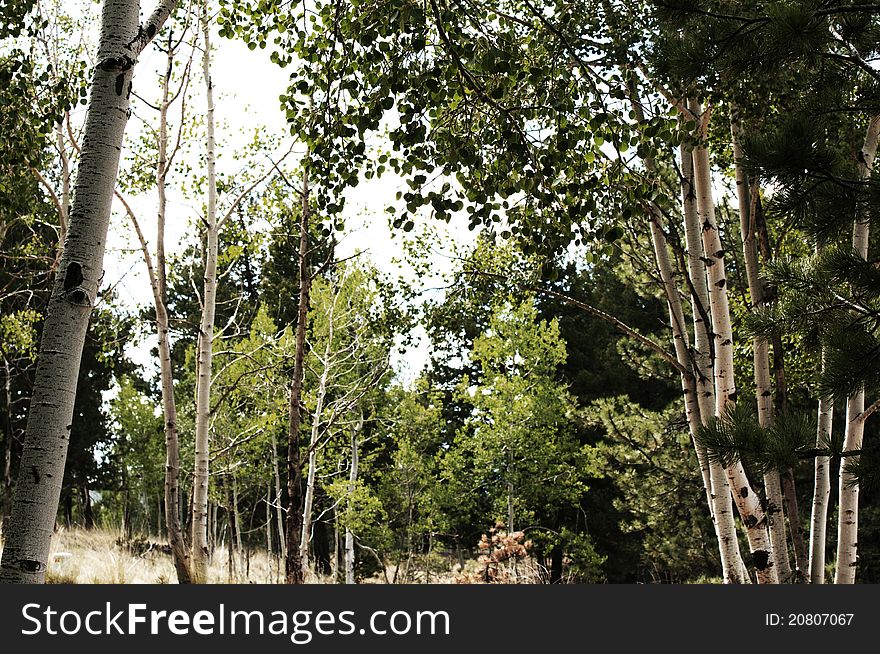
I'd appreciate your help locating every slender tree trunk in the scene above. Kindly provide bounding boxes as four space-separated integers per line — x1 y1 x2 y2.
679 141 747 583
191 4 218 584
344 414 361 585
731 123 792 582
286 166 311 585
223 480 235 582
2 356 13 519
629 85 746 583
265 482 272 559
781 469 807 579
834 115 880 584
232 476 242 559
79 483 94 529
809 355 834 584
691 103 777 583
0 0 177 584
117 23 192 583
270 431 286 561
156 32 190 585
332 507 339 582
300 338 332 566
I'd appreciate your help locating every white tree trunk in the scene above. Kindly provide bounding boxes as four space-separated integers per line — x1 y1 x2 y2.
121 29 192 583
834 116 880 583
679 141 747 583
0 0 177 584
625 87 742 580
270 430 287 560
808 355 833 583
344 417 361 585
690 104 777 583
191 3 218 584
731 123 792 582
299 328 334 565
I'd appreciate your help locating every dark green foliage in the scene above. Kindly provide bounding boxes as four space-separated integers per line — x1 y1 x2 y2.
696 401 821 474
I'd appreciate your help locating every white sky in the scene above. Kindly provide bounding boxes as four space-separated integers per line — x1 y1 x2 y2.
70 4 479 386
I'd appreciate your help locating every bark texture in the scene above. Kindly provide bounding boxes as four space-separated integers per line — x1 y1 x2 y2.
731 123 791 582
834 115 880 584
191 4 218 584
691 102 777 583
0 0 177 584
344 415 362 585
808 363 833 584
679 141 746 583
285 167 311 585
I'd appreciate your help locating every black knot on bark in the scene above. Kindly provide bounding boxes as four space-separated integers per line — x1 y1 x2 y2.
63 262 83 291
13 559 46 573
752 549 771 570
96 55 134 72
62 262 93 306
740 486 749 498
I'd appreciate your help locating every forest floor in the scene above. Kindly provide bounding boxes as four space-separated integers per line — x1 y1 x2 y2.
0 528 474 584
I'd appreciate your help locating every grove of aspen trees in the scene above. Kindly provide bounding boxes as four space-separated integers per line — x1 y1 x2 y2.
1 0 880 584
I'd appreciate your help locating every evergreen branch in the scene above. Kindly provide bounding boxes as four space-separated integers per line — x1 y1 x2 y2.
463 268 690 377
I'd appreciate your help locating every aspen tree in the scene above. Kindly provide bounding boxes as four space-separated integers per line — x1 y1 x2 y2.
808 351 833 583
190 0 218 583
0 0 179 584
834 115 880 584
731 120 792 582
677 139 747 583
690 101 777 583
119 22 194 583
627 82 744 581
286 165 310 585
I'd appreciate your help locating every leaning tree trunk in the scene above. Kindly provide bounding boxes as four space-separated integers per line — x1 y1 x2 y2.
0 0 177 584
121 28 192 583
731 122 792 582
691 102 777 584
299 336 332 567
286 166 311 585
191 3 218 584
835 115 880 584
679 141 748 583
647 167 741 581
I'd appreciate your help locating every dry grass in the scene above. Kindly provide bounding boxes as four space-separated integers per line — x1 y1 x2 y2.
0 528 487 584
1 527 310 584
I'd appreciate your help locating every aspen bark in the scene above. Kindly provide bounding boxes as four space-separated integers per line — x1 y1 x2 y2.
191 3 218 584
344 414 362 585
299 336 332 566
690 102 777 583
679 141 747 583
834 115 880 584
731 123 792 582
265 482 273 558
2 356 12 513
270 430 287 560
286 166 311 585
0 0 177 584
626 85 741 579
808 357 833 583
121 28 192 583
